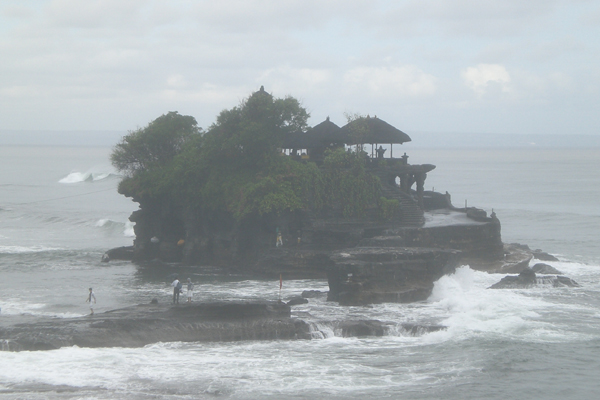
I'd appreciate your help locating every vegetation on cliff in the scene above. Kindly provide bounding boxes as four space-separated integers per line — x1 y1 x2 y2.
112 88 384 220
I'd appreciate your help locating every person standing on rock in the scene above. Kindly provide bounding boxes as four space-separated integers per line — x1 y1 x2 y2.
186 278 194 303
85 287 96 315
172 278 181 304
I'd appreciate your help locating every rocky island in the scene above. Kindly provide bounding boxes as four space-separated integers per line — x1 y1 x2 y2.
2 87 569 351
106 86 520 304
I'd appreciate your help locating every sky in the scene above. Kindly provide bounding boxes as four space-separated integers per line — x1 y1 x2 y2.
1 0 599 137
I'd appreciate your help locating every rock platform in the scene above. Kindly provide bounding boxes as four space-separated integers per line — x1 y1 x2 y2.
0 301 310 351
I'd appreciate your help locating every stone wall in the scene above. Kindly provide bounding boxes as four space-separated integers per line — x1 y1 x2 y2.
400 219 503 260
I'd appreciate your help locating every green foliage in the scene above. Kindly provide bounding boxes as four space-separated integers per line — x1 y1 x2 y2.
318 148 380 217
343 112 370 150
379 197 400 220
203 90 309 171
111 111 201 176
112 89 388 221
189 90 313 217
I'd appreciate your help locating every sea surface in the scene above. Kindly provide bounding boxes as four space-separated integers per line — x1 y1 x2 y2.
1 145 599 399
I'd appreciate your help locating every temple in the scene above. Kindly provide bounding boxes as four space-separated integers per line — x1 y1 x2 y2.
281 115 435 226
103 87 511 307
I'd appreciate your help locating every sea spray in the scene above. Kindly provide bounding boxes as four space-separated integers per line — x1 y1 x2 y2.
2 146 600 399
424 266 570 343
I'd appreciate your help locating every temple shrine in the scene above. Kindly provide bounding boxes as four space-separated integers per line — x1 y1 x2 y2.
281 115 436 226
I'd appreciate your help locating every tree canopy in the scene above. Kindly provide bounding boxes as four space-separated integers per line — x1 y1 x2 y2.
112 88 384 220
111 111 201 176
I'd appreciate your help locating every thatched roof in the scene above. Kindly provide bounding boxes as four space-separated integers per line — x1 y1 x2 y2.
340 116 411 144
281 117 343 149
304 117 344 146
281 116 411 149
281 131 308 149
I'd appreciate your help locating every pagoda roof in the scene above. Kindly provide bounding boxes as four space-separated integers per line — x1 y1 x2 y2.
340 116 411 144
281 116 411 148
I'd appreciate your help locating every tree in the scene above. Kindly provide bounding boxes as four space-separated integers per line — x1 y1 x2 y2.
111 111 201 176
202 86 309 171
178 87 312 217
112 88 385 221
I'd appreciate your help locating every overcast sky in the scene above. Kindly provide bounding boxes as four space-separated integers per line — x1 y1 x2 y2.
1 0 599 136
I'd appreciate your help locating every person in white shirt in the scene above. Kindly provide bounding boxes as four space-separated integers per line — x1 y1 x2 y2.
172 279 181 304
85 288 96 315
186 278 194 303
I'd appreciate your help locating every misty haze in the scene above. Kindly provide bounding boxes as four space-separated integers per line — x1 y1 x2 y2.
1 1 599 399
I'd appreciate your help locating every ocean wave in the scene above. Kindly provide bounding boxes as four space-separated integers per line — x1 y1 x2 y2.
96 219 135 237
0 298 83 318
59 171 120 184
124 220 135 237
95 218 122 228
422 266 570 343
0 245 62 254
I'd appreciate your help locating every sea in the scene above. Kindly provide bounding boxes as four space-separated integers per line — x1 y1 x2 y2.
1 142 600 399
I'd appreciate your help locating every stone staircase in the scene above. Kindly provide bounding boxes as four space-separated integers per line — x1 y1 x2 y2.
373 169 424 227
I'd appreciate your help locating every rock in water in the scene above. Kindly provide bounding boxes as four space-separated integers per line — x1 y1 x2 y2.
553 276 580 287
489 268 537 289
340 320 385 337
327 247 461 305
0 302 311 351
532 249 559 262
490 268 580 289
301 290 326 299
531 263 563 275
102 246 134 262
286 296 309 306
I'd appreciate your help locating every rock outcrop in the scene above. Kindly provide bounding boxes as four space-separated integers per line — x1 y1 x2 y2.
286 296 309 306
332 320 446 338
103 197 509 306
105 185 512 306
463 243 535 273
489 268 580 289
102 245 134 262
0 302 310 351
327 247 461 305
531 263 563 275
532 249 560 262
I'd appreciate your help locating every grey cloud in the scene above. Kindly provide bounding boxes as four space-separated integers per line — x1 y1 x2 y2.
44 0 147 29
373 0 559 37
0 0 598 137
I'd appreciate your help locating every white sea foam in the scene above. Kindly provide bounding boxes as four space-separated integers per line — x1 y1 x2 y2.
59 170 116 183
423 266 572 343
124 220 135 237
0 245 61 254
540 260 600 277
0 298 84 318
96 218 115 227
95 218 135 237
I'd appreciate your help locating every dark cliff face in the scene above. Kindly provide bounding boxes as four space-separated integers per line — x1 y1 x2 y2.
326 247 462 305
401 220 504 261
120 192 504 305
127 197 503 269
130 201 311 265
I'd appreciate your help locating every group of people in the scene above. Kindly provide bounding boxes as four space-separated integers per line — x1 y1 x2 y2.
275 228 302 248
83 277 196 316
171 277 194 304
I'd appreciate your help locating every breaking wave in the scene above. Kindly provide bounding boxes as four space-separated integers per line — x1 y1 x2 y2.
95 219 135 237
0 245 61 254
59 171 119 184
